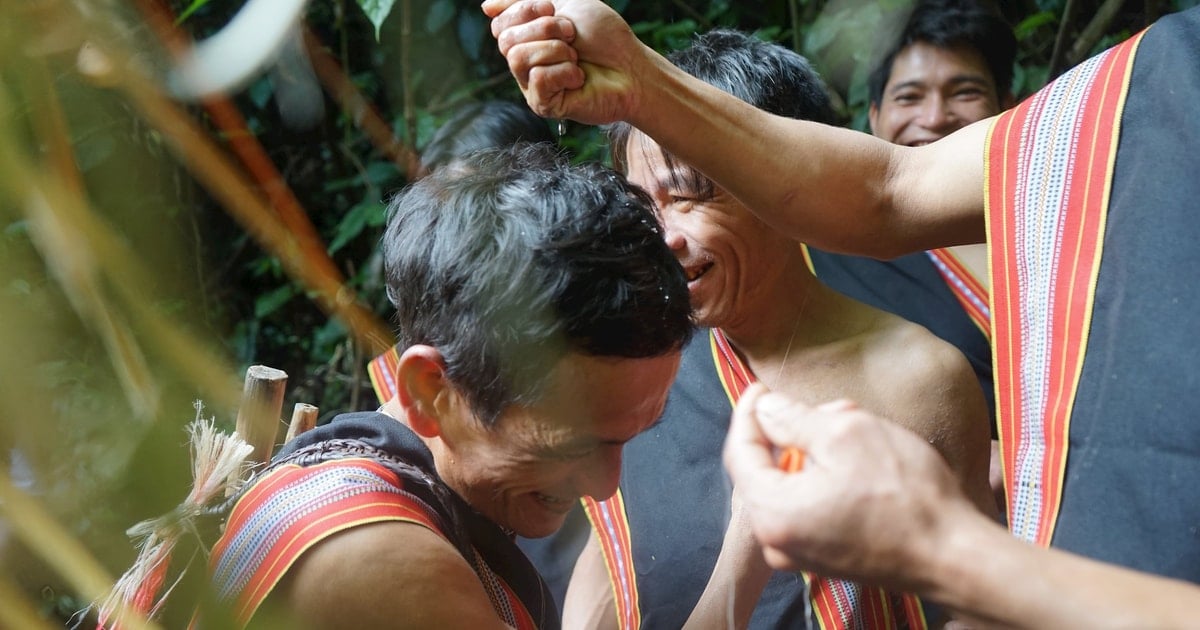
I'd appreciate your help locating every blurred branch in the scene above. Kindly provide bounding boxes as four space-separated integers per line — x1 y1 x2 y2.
1048 0 1078 79
0 125 243 414
0 469 160 630
16 66 160 419
425 71 521 116
52 2 394 357
670 0 711 29
401 0 417 166
1067 0 1125 66
134 0 365 320
789 0 802 53
303 26 423 180
0 577 57 630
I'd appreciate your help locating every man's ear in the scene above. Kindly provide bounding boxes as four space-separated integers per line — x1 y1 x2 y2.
396 345 453 438
867 101 880 136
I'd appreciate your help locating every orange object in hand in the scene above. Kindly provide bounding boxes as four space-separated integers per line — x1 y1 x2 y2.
777 446 806 472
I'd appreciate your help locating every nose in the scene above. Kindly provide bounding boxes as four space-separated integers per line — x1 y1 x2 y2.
916 93 957 134
657 208 687 252
662 225 686 252
573 444 623 501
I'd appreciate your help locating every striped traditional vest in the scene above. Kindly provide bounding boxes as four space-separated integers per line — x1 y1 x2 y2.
986 28 1146 546
925 248 989 337
208 416 551 629
710 329 927 630
584 330 927 630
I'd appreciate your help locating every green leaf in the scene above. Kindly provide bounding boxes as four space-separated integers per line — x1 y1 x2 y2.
358 0 398 41
323 161 400 193
426 0 455 33
175 0 211 24
255 284 296 318
329 199 386 254
1015 11 1056 41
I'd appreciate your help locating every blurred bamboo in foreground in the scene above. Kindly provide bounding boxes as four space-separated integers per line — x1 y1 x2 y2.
0 0 401 624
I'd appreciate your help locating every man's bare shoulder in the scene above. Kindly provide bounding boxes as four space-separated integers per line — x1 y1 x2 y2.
271 520 509 629
870 319 974 391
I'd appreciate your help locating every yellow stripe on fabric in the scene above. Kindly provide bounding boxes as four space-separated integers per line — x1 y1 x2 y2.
1045 27 1148 543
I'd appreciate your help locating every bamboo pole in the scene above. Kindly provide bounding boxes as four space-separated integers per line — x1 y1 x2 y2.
285 403 319 442
234 365 288 465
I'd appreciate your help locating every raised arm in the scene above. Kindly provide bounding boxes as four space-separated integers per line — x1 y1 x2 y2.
483 0 986 258
723 385 1200 628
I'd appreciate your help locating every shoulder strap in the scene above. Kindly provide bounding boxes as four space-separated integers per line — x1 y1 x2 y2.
986 28 1147 546
712 329 928 630
210 458 446 626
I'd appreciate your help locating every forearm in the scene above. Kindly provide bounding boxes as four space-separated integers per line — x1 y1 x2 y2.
624 47 985 257
563 530 618 630
682 494 773 630
682 539 771 630
927 508 1200 628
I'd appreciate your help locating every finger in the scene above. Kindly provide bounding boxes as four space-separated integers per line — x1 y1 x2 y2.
525 62 584 115
817 398 858 412
488 0 557 37
724 384 786 488
760 546 802 573
752 391 827 451
481 0 523 19
505 40 577 87
497 17 576 59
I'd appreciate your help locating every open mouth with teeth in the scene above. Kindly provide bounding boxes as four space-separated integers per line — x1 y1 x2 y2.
685 262 713 283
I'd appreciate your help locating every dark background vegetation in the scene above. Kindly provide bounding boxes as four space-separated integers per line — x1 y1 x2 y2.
0 0 1196 625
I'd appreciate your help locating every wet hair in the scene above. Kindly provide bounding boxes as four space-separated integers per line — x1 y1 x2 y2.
608 29 836 198
868 0 1016 106
382 143 692 425
419 100 555 173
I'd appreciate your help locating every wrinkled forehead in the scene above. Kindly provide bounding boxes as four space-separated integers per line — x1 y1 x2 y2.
624 131 710 196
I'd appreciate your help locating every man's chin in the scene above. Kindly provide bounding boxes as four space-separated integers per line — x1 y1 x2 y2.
513 515 568 539
510 497 574 538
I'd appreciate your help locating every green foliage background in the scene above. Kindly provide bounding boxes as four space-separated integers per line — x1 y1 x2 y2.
195 0 1200 423
0 0 1196 625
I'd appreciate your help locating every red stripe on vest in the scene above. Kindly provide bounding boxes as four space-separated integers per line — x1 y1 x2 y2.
987 30 1145 545
711 329 926 630
582 493 641 629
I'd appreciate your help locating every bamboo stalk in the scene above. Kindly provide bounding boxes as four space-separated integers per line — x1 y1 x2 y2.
55 1 394 355
134 0 354 301
0 469 159 630
235 365 288 465
285 403 319 442
303 26 423 180
0 576 58 630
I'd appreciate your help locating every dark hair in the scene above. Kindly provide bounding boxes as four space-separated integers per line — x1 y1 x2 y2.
608 29 836 197
382 143 692 425
868 0 1016 106
420 100 555 173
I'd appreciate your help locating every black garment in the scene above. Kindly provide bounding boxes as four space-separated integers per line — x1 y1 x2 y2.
1049 7 1200 581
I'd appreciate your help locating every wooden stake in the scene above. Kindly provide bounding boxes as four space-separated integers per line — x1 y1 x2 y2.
285 403 319 442
234 365 287 465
